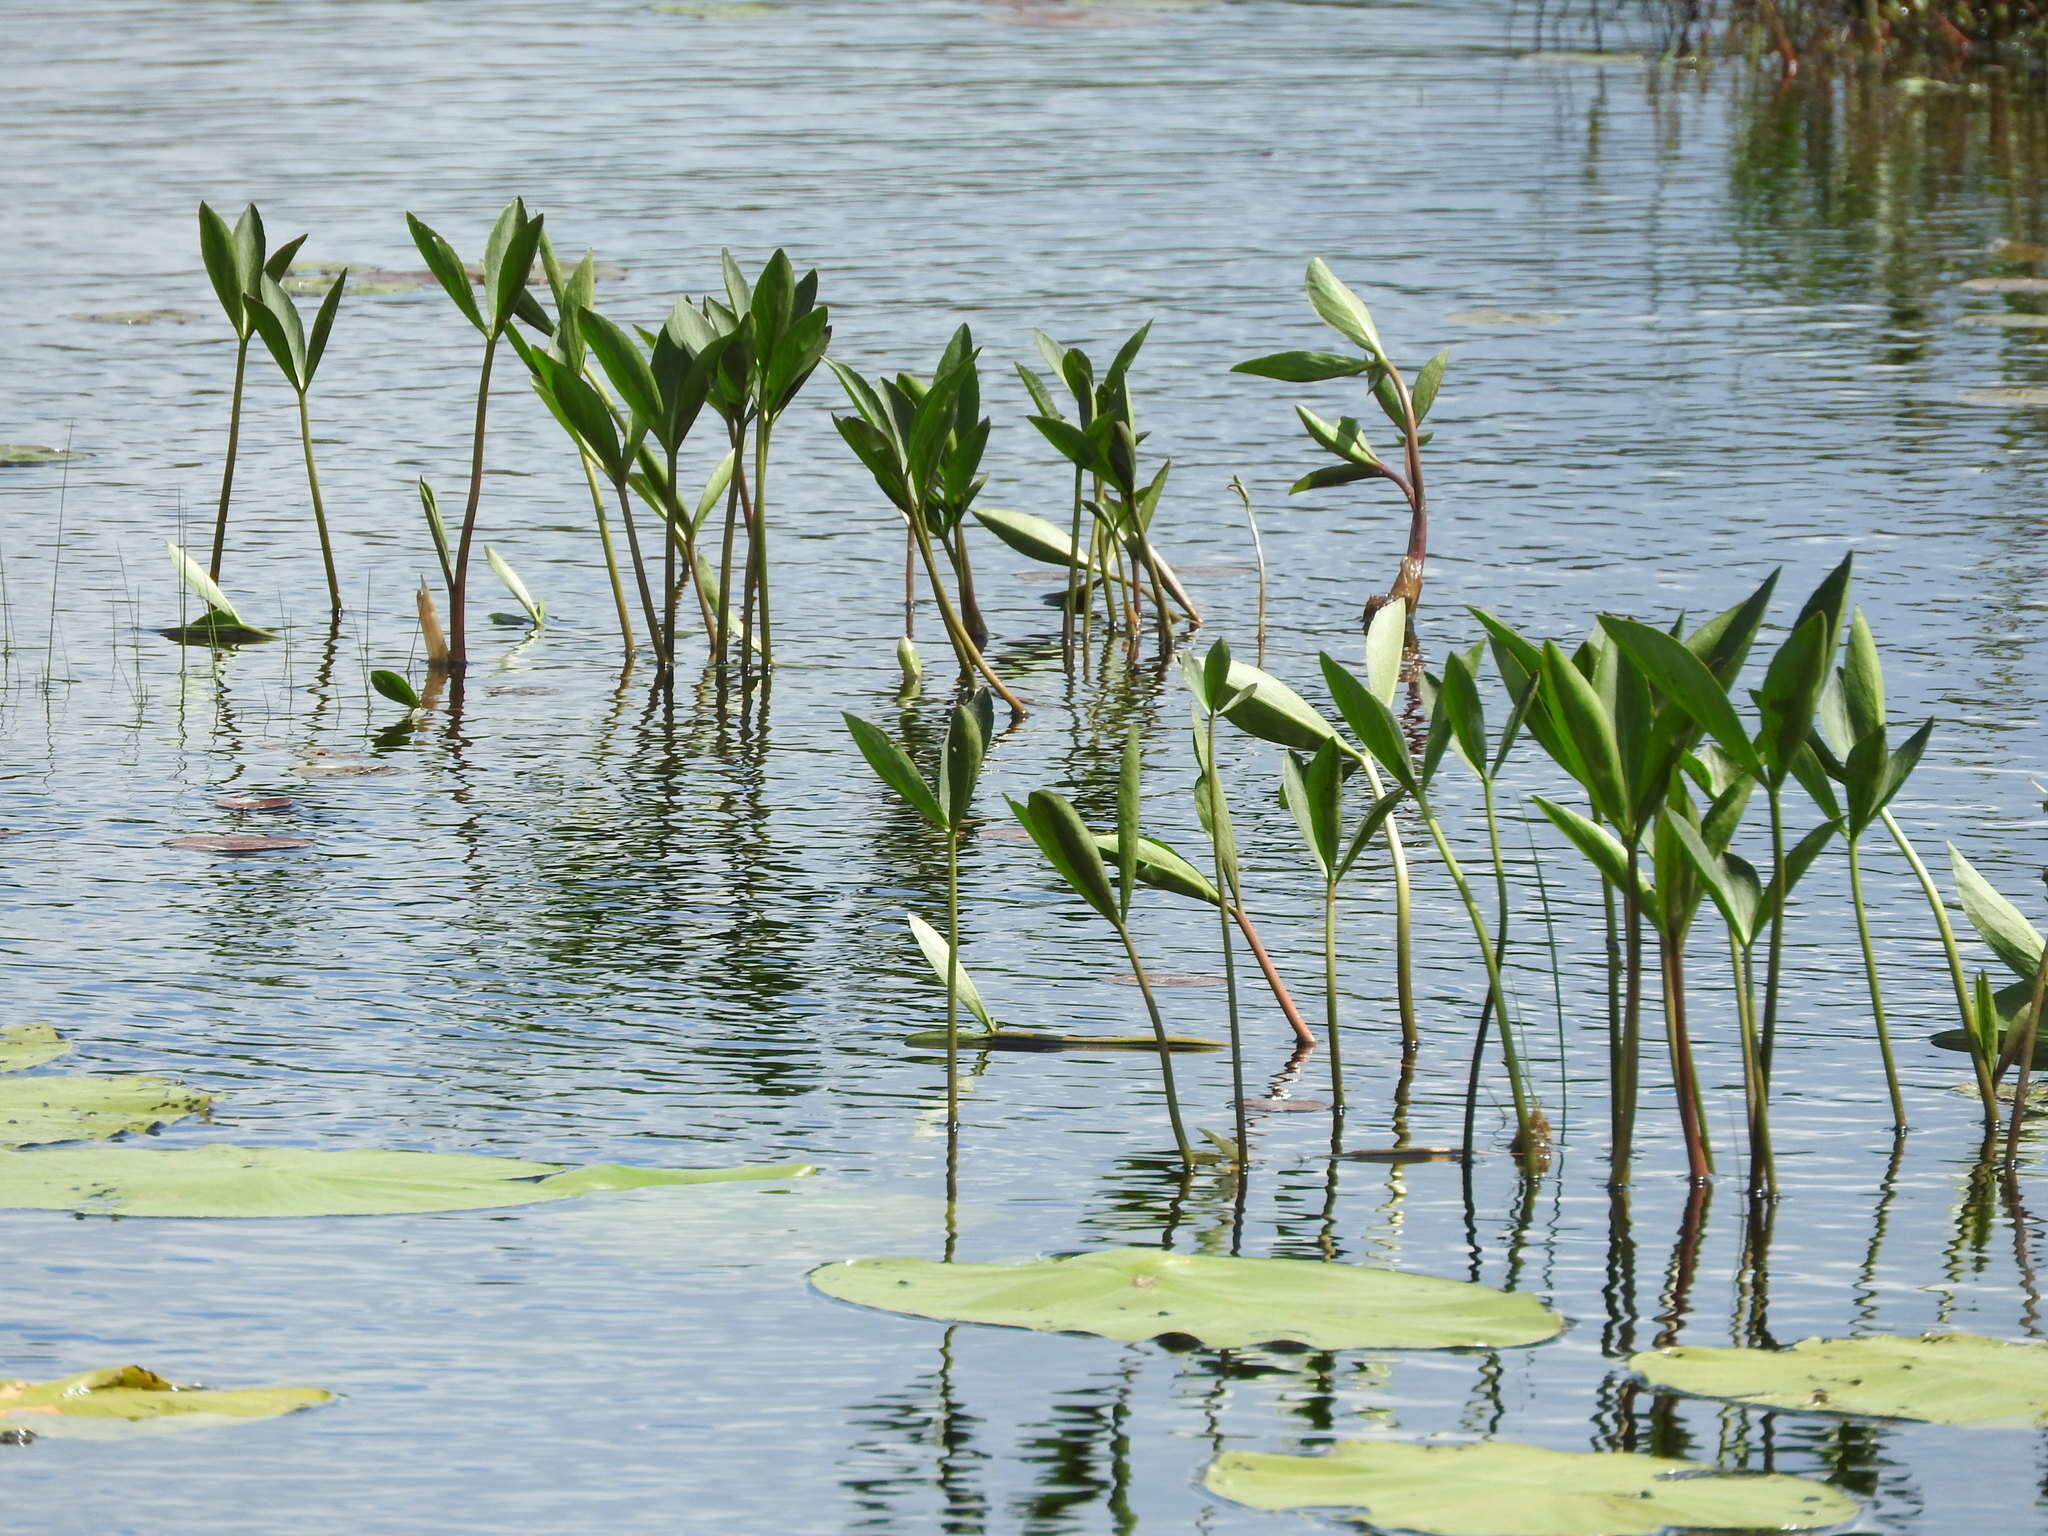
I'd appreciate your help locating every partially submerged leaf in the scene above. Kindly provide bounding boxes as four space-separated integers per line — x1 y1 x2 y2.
0 1026 69 1074
0 445 84 467
164 834 311 853
1205 1441 1856 1536
214 796 293 812
809 1248 1562 1348
0 1144 812 1218
0 1366 331 1440
0 1075 212 1149
1632 1333 2048 1424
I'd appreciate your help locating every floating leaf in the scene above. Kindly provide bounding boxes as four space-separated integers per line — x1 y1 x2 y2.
0 1076 211 1149
1205 1441 1856 1536
1633 1333 2048 1424
65 310 201 325
0 445 83 467
164 834 311 853
1960 277 2048 294
0 1366 331 1440
296 761 398 778
809 1248 1562 1348
1444 309 1568 326
1959 312 2048 330
0 1144 812 1218
903 1030 1219 1053
215 795 293 812
0 1026 69 1074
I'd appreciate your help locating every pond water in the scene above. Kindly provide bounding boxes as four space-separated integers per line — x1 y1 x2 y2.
5 1 2048 1531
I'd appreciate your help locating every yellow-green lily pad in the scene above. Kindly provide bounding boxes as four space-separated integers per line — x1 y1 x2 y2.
0 445 83 467
810 1248 1562 1349
1631 1332 2048 1424
904 1030 1220 1052
0 1365 330 1441
1959 312 2048 330
0 1026 70 1074
1962 276 2048 294
0 1144 813 1218
1446 309 1569 326
1204 1441 1857 1536
1959 386 2048 407
0 1075 211 1149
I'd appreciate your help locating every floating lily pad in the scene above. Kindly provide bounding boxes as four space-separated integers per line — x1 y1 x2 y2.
64 309 201 325
0 1027 70 1074
1204 1441 1857 1535
1961 276 2048 294
653 0 777 13
1959 386 2048 406
159 610 275 646
0 445 83 467
810 1248 1562 1348
1959 312 2048 330
1109 971 1226 987
0 1076 211 1149
0 1144 813 1218
1343 1146 1466 1163
904 1030 1220 1053
1445 308 1569 326
1632 1332 2048 1424
164 834 311 853
0 1365 331 1441
296 760 398 778
1990 239 2048 262
1240 1097 1330 1112
1520 49 1645 65
215 795 293 812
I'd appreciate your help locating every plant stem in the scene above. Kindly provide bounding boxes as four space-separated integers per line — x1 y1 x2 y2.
1115 923 1193 1167
612 478 664 668
716 418 748 667
1760 786 1789 1082
1323 877 1343 1110
1418 797 1541 1173
945 831 961 1134
1661 933 1712 1182
1204 713 1249 1166
1731 931 1775 1195
2005 935 2048 1163
1224 904 1313 1047
295 393 341 615
1881 808 1976 1033
580 449 634 658
1359 757 1418 1052
1062 463 1083 667
750 419 773 665
447 332 499 677
1616 842 1645 1189
209 335 250 582
1847 834 1907 1131
909 515 1027 716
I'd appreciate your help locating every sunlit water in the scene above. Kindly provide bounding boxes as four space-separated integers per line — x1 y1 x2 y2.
4 2 2048 1531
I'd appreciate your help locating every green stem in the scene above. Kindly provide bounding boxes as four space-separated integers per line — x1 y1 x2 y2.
1847 834 1907 1131
1418 796 1540 1173
447 332 499 677
295 392 341 615
716 418 748 667
909 513 1027 716
1760 785 1789 1082
945 831 961 1133
1732 933 1776 1196
1203 714 1248 1166
1062 463 1083 666
1115 923 1193 1167
1616 841 1645 1189
580 449 634 659
209 334 250 582
1360 757 1418 1053
1323 877 1343 1110
1881 807 1975 1032
612 478 665 669
751 419 773 665
1661 932 1712 1182
2006 934 2048 1163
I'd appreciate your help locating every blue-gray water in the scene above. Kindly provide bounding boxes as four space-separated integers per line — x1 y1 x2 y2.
3 2 2048 1531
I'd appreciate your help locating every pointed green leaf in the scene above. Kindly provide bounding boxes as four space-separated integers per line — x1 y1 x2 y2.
844 714 943 830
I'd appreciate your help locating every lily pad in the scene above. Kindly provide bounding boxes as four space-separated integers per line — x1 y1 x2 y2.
0 445 83 467
1632 1332 2048 1424
1934 1025 2048 1067
1959 312 2048 330
904 1030 1220 1052
1204 1441 1857 1536
1959 386 2048 406
809 1248 1562 1348
1445 309 1569 326
0 1026 70 1074
654 0 777 13
1961 276 2048 294
64 309 200 325
159 610 275 646
1519 49 1646 65
296 760 399 778
164 834 311 853
0 1365 331 1441
215 795 293 812
0 1144 811 1218
1990 238 2048 262
0 1076 212 1149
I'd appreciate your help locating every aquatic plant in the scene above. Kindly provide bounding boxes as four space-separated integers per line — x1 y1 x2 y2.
195 202 305 583
0 1366 332 1439
241 260 348 614
405 199 548 677
1009 786 1194 1166
1235 258 1444 629
830 329 1026 713
1183 648 1254 1161
845 692 993 1136
1634 1332 2048 1423
162 541 272 645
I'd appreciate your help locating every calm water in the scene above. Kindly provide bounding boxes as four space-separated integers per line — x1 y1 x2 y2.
4 2 2048 1531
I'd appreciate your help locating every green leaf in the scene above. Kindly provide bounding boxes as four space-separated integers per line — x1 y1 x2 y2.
1634 1332 2048 1425
418 478 453 589
1219 660 1345 754
1028 413 1101 475
1842 608 1885 739
810 1248 1562 1349
972 507 1101 573
582 311 665 438
1759 819 1840 913
906 912 993 1031
1538 642 1627 827
1534 797 1653 912
843 714 943 830
1015 791 1119 925
1281 742 1343 880
1665 814 1758 946
486 201 545 334
1366 597 1407 704
1335 789 1407 881
1949 844 2046 978
1435 648 1487 778
1321 654 1419 795
1288 463 1379 495
1205 1441 1857 1534
939 690 991 831
242 275 307 392
484 547 544 628
0 1025 69 1074
0 1144 810 1218
0 1365 332 1437
404 212 484 333
304 266 346 381
1295 406 1378 467
1116 725 1141 919
197 201 250 336
369 670 421 710
1598 615 1761 777
1230 350 1373 382
1305 257 1386 359
1410 350 1448 420
165 541 241 624
1089 833 1221 907
0 1075 212 1150
1795 552 1855 654
1755 613 1832 783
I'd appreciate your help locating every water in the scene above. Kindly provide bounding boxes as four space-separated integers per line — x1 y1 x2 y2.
3 2 2048 1530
